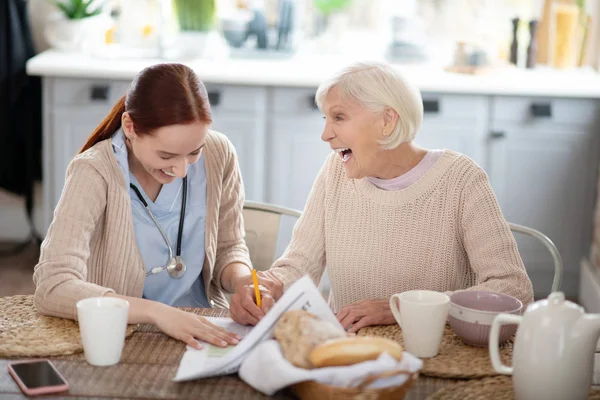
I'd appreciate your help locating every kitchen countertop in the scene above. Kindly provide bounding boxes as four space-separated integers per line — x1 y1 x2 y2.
26 50 600 98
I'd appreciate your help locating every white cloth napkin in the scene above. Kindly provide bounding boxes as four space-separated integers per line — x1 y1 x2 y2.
238 340 423 396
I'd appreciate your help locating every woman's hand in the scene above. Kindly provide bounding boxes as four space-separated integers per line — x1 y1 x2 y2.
230 283 275 326
336 299 396 333
151 304 242 349
256 270 284 300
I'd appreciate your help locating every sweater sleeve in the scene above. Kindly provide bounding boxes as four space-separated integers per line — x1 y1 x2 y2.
269 156 331 289
458 166 534 307
213 139 252 291
33 158 115 320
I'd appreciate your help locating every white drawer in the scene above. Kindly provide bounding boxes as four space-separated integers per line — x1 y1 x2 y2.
420 93 487 121
53 78 266 113
492 97 600 125
272 87 320 115
272 88 487 121
203 84 266 113
52 78 130 107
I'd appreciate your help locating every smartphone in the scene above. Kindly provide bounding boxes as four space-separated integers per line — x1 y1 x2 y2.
7 360 69 396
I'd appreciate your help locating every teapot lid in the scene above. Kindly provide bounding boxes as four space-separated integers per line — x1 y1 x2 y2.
548 292 565 305
527 291 583 315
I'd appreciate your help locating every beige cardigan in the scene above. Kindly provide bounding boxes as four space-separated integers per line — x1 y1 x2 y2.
33 130 251 319
270 150 534 311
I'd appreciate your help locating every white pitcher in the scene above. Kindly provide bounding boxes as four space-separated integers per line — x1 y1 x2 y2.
489 292 600 400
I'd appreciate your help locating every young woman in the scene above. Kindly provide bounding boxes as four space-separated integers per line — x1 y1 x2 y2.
34 63 272 348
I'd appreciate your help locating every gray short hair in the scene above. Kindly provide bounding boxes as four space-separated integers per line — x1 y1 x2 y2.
315 61 423 149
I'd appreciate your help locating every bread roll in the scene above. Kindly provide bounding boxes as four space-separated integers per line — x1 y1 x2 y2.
309 336 403 368
274 310 345 369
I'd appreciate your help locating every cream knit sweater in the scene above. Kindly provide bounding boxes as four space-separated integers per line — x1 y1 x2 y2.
270 150 534 311
33 130 251 320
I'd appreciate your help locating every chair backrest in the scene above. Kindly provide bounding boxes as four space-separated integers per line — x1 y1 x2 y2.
243 201 302 272
509 222 563 293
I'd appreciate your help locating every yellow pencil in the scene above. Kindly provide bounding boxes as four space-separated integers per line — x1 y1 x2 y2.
251 269 261 308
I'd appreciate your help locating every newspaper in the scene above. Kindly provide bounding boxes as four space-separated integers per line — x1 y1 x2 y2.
173 275 343 381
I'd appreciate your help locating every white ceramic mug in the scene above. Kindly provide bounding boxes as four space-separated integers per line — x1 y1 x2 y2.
389 290 450 358
76 297 129 366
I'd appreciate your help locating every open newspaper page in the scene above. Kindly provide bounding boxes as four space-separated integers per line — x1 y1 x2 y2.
174 275 342 381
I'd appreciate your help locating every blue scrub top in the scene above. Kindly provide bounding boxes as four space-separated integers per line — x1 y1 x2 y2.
112 129 209 307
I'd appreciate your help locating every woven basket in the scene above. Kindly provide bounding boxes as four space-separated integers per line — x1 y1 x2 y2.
292 369 417 400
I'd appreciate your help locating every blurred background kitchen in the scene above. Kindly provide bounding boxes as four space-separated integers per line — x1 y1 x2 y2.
3 0 600 309
22 0 600 67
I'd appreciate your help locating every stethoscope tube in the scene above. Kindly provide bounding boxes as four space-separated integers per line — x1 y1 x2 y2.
130 176 188 278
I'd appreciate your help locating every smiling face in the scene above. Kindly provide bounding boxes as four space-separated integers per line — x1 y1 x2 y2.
122 113 207 185
320 87 391 179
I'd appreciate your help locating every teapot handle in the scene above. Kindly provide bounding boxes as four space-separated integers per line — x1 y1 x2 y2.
489 314 522 375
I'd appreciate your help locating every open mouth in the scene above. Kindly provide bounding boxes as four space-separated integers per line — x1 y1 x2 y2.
335 148 353 162
161 169 176 178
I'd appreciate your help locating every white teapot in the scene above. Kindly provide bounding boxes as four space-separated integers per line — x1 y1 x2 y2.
489 292 600 400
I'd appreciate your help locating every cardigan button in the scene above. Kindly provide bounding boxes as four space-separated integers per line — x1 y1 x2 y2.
210 299 215 306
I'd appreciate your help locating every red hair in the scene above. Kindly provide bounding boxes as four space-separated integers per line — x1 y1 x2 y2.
80 63 212 153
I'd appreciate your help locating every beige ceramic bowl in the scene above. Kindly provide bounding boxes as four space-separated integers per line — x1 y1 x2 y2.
448 291 523 347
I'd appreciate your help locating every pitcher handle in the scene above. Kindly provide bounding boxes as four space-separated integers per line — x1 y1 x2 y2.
389 294 402 328
489 314 521 375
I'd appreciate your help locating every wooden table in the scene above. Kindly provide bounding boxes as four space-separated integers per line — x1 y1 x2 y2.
0 308 461 399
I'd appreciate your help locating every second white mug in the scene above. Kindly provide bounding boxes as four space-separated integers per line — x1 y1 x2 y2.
389 290 450 358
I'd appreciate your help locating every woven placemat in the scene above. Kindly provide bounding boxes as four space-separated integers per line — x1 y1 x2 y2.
427 376 600 400
358 324 512 379
0 295 137 357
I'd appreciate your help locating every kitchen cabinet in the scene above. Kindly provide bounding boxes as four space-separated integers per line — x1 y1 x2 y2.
267 88 330 210
488 96 600 297
49 107 110 207
268 115 330 211
45 78 128 220
206 85 268 202
416 94 489 167
211 113 266 202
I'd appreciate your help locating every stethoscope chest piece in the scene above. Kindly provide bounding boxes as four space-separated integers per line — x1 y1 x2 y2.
167 256 186 279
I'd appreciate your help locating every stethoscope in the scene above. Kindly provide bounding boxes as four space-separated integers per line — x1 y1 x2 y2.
129 176 188 279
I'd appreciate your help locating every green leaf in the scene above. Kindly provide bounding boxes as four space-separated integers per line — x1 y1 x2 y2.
313 0 352 15
54 0 104 19
55 2 74 18
87 7 102 17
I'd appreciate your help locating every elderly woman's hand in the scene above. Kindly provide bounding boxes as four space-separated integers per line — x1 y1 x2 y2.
256 270 284 300
336 299 396 333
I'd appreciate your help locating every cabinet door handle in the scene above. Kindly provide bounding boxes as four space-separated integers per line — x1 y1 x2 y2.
490 131 506 139
309 95 319 110
208 91 221 106
90 85 110 101
530 103 552 117
423 99 440 113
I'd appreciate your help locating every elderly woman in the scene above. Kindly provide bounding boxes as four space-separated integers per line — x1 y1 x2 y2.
231 61 534 330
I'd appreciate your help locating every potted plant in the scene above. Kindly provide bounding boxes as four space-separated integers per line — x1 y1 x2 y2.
311 0 352 53
45 0 107 52
171 0 219 58
173 0 216 32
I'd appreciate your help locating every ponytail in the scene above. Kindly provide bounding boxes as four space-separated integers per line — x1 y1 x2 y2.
79 95 126 154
